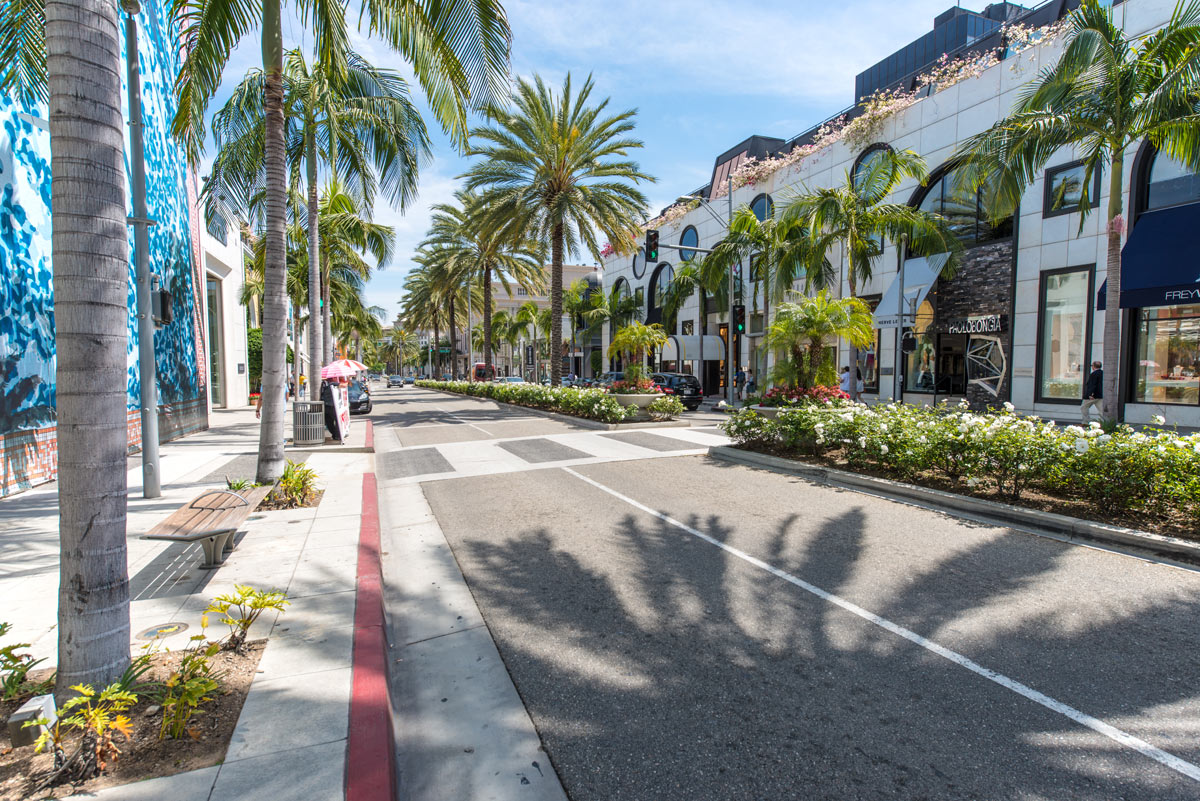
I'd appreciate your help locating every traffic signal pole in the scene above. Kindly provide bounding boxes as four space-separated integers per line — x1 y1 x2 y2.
725 175 735 407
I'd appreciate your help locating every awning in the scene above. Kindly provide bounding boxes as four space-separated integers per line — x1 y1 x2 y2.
873 253 949 328
660 334 725 362
1097 205 1200 310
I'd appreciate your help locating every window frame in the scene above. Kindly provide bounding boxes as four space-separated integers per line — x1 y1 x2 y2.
851 143 893 192
1034 264 1095 405
1129 304 1200 407
908 161 1014 252
679 226 699 262
749 193 774 222
1043 160 1102 219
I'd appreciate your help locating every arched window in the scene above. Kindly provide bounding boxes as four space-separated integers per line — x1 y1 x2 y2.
679 226 699 261
650 263 674 309
631 248 646 279
912 163 1012 247
1147 152 1200 212
852 144 892 191
750 193 774 222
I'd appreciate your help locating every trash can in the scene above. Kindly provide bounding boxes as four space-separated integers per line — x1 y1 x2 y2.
292 401 325 447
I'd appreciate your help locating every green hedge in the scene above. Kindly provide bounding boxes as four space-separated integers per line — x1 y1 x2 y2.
417 380 637 423
722 400 1200 529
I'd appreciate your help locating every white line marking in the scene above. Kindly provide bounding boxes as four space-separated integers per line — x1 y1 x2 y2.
562 467 1200 784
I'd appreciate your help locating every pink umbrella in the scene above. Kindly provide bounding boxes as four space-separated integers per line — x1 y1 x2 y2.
321 359 368 379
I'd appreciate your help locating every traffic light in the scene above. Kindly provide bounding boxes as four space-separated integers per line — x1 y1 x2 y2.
733 304 746 334
645 229 659 261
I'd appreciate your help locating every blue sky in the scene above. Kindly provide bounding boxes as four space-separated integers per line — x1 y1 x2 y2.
202 0 986 319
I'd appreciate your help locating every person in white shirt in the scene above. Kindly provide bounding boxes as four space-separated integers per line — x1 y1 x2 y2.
839 366 853 395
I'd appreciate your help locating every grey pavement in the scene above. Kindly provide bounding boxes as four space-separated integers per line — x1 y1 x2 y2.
0 406 371 801
376 386 1200 801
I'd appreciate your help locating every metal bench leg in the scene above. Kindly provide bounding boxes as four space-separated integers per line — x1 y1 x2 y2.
199 530 236 570
222 530 238 556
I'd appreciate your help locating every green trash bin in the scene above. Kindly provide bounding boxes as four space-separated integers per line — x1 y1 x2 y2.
292 401 325 447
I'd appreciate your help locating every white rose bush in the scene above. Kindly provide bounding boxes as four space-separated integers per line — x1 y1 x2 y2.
417 380 638 423
721 399 1200 530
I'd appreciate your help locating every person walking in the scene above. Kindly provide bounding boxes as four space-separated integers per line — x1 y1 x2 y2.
839 366 853 396
735 367 746 402
1081 361 1103 424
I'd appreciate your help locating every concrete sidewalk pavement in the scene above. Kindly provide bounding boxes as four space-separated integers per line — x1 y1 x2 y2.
0 408 381 800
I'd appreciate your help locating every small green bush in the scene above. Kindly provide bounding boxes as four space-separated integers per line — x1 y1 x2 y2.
271 460 318 508
204 585 290 652
158 641 222 740
647 395 685 421
0 622 51 700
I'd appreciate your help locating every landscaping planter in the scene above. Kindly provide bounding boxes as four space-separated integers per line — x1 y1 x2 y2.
612 392 663 410
749 405 780 419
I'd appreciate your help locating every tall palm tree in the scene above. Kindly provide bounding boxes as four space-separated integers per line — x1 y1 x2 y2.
171 0 512 483
957 0 1200 420
781 148 962 382
767 291 875 389
585 284 643 373
514 300 542 381
463 73 654 386
205 48 429 400
400 261 450 376
562 279 592 376
419 190 545 370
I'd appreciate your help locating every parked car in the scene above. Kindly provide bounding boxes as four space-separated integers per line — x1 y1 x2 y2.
500 375 525 383
651 372 703 410
595 371 624 389
387 374 405 388
348 379 372 414
404 376 415 384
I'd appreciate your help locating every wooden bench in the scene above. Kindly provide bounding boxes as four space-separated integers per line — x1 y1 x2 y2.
143 486 273 569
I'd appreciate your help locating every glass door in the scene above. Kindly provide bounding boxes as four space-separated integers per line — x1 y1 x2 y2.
206 277 224 407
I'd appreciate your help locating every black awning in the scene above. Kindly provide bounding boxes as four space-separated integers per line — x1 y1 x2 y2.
1101 204 1200 310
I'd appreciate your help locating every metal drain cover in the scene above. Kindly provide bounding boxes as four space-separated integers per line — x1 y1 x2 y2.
135 622 189 641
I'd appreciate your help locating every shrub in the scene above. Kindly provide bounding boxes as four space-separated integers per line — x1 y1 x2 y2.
647 395 685 421
417 380 635 423
0 621 51 700
271 460 318 508
204 585 290 652
29 684 138 782
158 641 222 740
721 400 1200 523
754 385 850 407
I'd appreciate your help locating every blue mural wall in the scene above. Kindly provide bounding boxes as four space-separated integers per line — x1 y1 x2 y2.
0 0 207 494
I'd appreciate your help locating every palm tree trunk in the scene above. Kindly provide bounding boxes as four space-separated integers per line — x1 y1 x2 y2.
483 264 493 368
306 132 321 399
433 320 440 377
1102 151 1124 421
292 302 301 393
256 0 287 485
448 297 457 379
322 254 333 366
48 0 131 692
551 223 564 386
846 242 859 397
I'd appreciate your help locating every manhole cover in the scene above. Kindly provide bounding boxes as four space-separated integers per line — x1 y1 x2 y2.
135 622 189 641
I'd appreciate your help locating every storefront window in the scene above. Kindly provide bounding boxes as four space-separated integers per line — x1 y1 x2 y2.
1037 268 1091 401
904 299 937 393
1147 153 1200 212
916 165 1013 246
1133 304 1200 405
860 298 881 392
681 320 694 336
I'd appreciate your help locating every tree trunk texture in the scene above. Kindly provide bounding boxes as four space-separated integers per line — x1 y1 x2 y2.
550 224 564 386
483 264 493 368
291 302 301 393
846 242 859 396
48 0 131 693
255 0 287 485
306 133 321 399
433 320 440 376
1102 151 1124 422
447 297 457 379
322 252 333 366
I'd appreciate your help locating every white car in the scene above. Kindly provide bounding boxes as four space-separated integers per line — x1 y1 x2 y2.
500 376 526 383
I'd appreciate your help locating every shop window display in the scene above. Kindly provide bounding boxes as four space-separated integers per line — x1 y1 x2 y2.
1133 304 1200 405
1038 268 1091 401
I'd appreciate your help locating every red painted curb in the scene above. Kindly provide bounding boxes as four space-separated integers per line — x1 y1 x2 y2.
347 472 394 800
365 420 374 452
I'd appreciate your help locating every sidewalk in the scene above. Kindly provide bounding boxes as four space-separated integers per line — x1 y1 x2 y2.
0 408 378 800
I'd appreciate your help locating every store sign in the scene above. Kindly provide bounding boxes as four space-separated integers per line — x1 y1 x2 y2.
947 314 1005 335
525 345 535 366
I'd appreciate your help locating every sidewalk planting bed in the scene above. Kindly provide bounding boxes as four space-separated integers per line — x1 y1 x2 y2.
417 380 639 423
721 400 1200 537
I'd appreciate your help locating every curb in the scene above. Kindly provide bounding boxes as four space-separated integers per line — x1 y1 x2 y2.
365 419 374 452
347 472 396 800
421 388 693 430
708 445 1200 567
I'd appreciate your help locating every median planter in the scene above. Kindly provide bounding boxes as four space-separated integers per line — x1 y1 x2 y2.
749 405 780 419
612 392 663 410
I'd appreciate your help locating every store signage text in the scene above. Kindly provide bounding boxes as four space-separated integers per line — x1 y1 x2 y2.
947 315 1005 335
1164 288 1200 302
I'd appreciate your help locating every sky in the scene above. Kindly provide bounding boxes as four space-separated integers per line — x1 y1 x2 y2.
200 0 992 322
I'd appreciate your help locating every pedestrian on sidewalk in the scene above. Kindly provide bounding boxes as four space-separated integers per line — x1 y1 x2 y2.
746 369 757 398
320 380 342 442
735 367 746 401
256 380 291 419
1081 361 1103 423
839 366 853 397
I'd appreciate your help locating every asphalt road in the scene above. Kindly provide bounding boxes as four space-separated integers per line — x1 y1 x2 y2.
373 385 1200 801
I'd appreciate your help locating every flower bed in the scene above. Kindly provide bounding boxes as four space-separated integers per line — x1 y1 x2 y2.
417 380 637 423
721 400 1200 536
746 385 850 407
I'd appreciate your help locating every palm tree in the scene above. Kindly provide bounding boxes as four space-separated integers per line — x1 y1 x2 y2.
562 279 592 377
380 327 418 374
463 73 654 386
608 321 668 384
419 190 545 371
585 284 643 373
205 48 430 400
767 291 875 389
514 301 543 381
171 0 511 483
957 0 1200 420
781 148 963 382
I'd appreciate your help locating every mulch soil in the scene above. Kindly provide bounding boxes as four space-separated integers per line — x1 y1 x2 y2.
0 640 265 800
258 488 324 512
734 442 1198 540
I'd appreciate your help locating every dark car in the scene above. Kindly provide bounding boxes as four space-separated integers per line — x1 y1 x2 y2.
404 376 415 384
651 373 703 411
595 371 624 389
387 374 405 388
348 379 372 414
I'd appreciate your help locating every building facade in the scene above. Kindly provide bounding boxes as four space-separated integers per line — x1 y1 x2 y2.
201 217 252 409
0 0 208 495
602 0 1199 427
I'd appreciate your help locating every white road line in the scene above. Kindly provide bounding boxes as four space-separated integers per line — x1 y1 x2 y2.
562 467 1200 784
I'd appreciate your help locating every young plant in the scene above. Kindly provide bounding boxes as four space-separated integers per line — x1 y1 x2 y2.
271 460 318 508
204 585 290 652
226 477 254 491
158 640 222 740
0 621 51 700
32 684 137 785
647 395 685 421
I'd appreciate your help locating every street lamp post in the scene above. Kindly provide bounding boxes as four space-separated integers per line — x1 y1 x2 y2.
123 0 160 499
